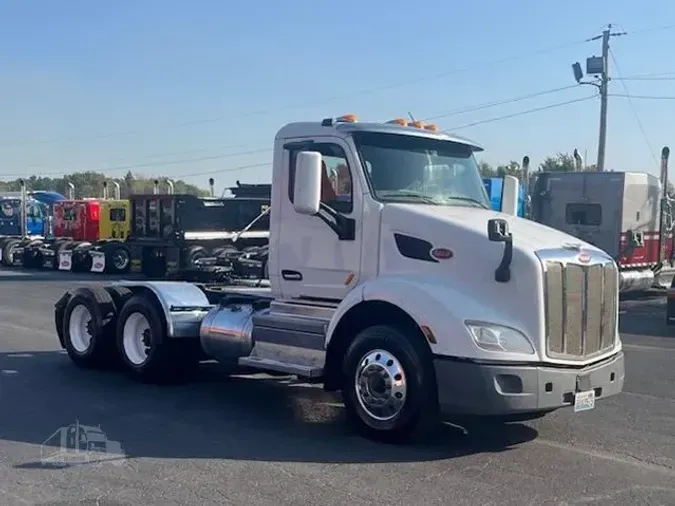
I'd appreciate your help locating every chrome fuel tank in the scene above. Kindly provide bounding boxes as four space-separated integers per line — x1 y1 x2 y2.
199 304 257 360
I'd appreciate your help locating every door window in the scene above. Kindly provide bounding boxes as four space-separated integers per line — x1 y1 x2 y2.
288 143 354 214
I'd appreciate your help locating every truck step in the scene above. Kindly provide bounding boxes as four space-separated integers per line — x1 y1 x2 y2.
238 356 324 378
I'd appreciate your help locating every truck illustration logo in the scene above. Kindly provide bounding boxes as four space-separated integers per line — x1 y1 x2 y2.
40 421 127 467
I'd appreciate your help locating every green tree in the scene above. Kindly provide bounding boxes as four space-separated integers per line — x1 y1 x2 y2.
539 153 576 172
477 161 497 178
496 160 522 179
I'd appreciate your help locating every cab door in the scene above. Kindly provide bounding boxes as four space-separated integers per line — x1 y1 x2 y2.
276 137 363 301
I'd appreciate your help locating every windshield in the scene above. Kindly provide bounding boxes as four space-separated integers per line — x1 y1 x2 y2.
352 131 490 208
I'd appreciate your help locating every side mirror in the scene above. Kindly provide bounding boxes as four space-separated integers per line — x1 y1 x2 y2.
293 151 322 215
500 175 519 216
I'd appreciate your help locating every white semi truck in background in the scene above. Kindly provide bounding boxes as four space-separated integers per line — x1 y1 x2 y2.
54 114 625 443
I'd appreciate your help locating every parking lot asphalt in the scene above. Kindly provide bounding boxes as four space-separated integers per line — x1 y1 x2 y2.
0 270 673 506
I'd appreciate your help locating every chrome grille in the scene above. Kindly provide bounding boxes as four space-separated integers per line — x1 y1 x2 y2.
540 251 618 360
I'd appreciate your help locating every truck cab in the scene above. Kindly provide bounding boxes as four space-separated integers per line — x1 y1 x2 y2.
36 198 132 273
0 197 48 266
55 114 625 443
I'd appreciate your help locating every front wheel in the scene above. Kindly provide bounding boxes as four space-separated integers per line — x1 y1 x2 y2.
341 324 439 443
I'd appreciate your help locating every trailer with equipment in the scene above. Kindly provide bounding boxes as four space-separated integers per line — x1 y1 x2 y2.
17 182 132 273
125 181 270 280
53 114 625 443
530 146 674 293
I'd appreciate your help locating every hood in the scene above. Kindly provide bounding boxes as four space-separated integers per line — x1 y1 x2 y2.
383 203 604 253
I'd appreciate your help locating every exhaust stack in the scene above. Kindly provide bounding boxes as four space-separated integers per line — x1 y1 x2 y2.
522 155 531 218
67 182 75 200
166 179 174 194
208 178 215 197
111 181 121 200
153 179 159 195
102 181 108 200
658 146 671 266
19 179 27 237
573 149 584 172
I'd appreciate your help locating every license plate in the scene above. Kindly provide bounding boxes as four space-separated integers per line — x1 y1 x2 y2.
574 390 595 412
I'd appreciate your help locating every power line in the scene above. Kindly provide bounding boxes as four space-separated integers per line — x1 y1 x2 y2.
0 38 591 149
616 76 675 81
422 85 580 121
20 145 271 172
442 95 597 131
609 48 658 167
609 93 675 100
1 93 601 180
0 151 270 179
15 84 582 171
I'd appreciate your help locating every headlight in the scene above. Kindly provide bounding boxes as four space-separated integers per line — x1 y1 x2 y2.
465 321 535 355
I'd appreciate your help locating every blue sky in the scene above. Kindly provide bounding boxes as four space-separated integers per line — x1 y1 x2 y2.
1 0 675 192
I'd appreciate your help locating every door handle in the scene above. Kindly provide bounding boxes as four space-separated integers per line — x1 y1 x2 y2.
281 270 302 281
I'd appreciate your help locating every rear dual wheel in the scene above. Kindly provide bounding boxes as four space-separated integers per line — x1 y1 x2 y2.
116 295 199 384
60 289 199 383
60 286 133 368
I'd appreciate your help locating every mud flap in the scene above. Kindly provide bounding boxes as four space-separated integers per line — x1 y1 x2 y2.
12 246 24 267
58 250 73 271
90 250 105 273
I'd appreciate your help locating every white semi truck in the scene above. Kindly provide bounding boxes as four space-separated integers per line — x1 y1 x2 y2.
54 114 625 443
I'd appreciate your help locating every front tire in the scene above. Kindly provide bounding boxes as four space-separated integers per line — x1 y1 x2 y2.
116 294 198 384
342 324 439 443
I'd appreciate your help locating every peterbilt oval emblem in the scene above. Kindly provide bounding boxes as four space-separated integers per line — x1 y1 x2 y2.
577 252 591 264
430 248 453 260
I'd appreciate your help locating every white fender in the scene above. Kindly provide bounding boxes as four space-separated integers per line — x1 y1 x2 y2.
325 275 541 362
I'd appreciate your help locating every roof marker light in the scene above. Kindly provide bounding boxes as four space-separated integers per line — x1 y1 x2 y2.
337 114 358 123
387 118 408 126
408 120 424 128
424 124 438 131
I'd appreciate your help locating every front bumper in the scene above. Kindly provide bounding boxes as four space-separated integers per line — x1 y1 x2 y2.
434 351 624 418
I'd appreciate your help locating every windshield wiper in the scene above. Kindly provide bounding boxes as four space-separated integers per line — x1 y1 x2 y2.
378 191 438 204
445 195 489 209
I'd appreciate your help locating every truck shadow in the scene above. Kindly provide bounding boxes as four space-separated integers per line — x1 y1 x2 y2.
1 351 538 467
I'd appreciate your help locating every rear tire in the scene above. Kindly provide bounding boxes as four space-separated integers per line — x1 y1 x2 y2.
104 243 131 274
341 324 440 444
116 294 199 384
1 238 20 266
184 245 207 268
61 287 119 368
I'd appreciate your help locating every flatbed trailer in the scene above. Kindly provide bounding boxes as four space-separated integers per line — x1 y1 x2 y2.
52 114 624 443
126 183 270 280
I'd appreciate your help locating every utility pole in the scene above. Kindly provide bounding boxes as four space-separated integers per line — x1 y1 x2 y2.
571 24 627 172
596 27 611 172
